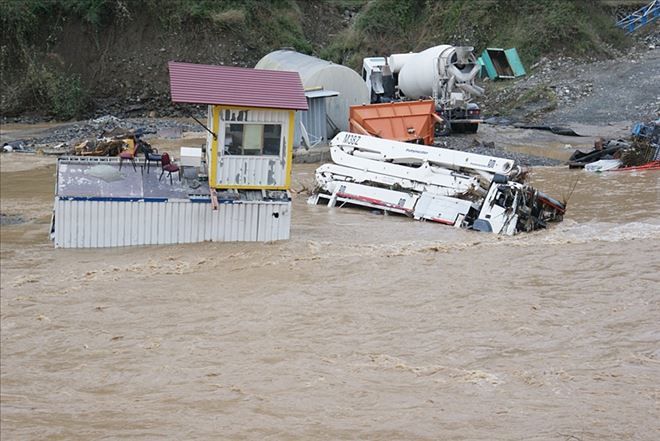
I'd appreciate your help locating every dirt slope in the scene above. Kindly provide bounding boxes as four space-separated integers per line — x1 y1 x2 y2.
543 47 660 125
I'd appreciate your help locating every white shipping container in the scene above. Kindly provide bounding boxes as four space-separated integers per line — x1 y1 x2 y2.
53 198 291 248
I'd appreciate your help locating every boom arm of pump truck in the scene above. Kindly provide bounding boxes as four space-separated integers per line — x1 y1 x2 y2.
331 132 518 177
363 45 484 108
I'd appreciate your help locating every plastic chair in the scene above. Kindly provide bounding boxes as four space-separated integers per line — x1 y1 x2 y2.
118 140 139 171
159 152 180 184
144 147 162 174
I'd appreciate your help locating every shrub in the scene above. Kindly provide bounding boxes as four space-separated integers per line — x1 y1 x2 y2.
11 62 89 119
211 8 246 28
50 72 88 120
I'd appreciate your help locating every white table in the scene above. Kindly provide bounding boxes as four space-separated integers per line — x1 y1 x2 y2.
180 147 203 167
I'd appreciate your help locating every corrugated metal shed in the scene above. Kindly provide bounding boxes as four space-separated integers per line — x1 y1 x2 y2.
168 61 308 110
293 89 339 148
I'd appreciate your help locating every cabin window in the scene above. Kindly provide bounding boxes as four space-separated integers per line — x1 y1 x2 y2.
223 123 282 156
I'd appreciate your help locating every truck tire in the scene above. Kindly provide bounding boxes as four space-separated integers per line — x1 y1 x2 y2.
465 123 479 134
450 123 464 133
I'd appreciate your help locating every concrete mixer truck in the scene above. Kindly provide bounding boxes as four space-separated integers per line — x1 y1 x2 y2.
362 45 484 133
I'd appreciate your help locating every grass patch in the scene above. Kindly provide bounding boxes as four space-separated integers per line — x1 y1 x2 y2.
211 8 246 28
326 0 629 70
149 0 313 53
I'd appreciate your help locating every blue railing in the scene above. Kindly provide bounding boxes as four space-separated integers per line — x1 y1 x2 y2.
616 0 659 33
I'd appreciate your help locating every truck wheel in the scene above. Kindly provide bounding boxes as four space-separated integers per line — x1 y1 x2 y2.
450 123 464 133
465 123 479 134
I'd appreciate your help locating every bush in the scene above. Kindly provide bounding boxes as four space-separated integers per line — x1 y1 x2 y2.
50 72 88 120
8 63 89 119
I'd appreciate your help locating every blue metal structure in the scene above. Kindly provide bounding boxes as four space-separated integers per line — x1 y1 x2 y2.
616 0 659 34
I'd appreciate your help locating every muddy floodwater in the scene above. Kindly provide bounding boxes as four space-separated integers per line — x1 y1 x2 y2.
1 153 659 440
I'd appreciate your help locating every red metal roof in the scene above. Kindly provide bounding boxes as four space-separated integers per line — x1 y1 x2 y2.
168 61 308 110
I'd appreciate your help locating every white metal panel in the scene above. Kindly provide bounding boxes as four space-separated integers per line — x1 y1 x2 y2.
218 156 286 187
180 147 202 167
413 193 472 225
323 181 417 214
257 202 291 241
219 108 288 124
207 105 214 165
295 96 328 148
129 202 139 246
110 201 120 247
54 198 291 248
54 199 63 247
176 201 187 244
81 202 90 247
278 204 292 241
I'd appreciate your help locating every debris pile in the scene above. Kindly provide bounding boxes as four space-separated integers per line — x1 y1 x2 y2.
619 139 660 166
2 140 29 153
71 127 156 157
1 115 204 155
569 119 660 171
72 138 126 156
309 132 565 235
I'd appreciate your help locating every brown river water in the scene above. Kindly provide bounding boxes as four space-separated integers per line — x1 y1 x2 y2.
1 153 659 440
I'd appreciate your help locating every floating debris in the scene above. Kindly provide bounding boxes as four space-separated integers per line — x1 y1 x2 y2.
570 119 660 172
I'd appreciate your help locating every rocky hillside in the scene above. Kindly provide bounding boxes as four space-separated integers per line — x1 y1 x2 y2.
0 0 649 120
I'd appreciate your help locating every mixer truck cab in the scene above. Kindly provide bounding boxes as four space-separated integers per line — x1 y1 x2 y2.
362 45 484 134
362 57 395 104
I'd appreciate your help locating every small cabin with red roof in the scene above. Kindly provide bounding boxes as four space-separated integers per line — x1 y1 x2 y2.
168 61 308 190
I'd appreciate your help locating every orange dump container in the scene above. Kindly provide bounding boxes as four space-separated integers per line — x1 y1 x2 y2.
349 100 438 145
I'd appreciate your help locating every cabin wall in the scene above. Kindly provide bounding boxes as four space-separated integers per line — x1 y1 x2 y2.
211 106 294 189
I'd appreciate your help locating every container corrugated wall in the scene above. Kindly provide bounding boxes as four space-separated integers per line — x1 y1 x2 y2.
54 198 291 248
257 202 292 242
294 96 327 148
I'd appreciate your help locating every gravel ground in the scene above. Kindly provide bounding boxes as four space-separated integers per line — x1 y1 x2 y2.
38 116 203 144
544 48 659 125
482 34 660 126
1 116 204 153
